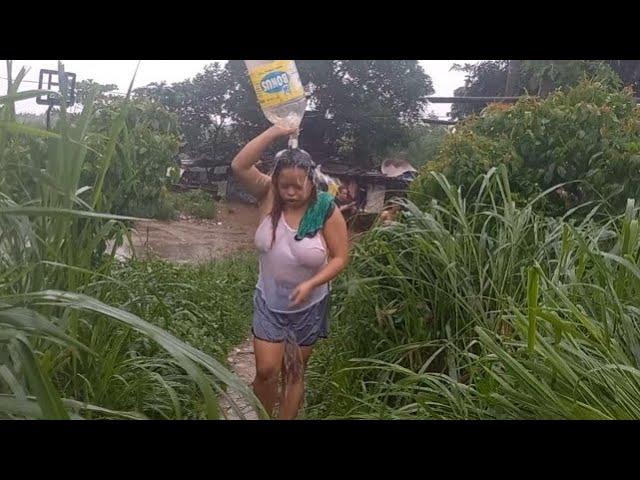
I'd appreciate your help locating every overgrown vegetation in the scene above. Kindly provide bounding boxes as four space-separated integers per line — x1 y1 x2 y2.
9 59 640 421
0 61 261 419
53 255 257 419
307 168 640 419
107 256 256 358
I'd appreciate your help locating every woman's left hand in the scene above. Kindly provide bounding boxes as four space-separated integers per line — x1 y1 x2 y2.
289 281 315 307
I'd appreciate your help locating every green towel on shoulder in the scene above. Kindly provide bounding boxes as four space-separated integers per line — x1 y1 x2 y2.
295 191 336 240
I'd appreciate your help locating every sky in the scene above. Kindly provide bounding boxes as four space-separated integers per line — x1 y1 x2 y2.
0 60 481 119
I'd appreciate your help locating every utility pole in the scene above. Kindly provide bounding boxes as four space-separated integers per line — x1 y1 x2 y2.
505 60 521 96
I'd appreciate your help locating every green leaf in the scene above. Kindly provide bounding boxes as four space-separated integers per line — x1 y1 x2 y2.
0 121 62 139
11 334 69 419
527 266 540 352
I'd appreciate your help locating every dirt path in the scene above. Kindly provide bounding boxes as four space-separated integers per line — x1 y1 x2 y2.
218 337 258 420
114 200 261 419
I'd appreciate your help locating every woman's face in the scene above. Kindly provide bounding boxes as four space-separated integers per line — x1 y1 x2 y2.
276 167 314 209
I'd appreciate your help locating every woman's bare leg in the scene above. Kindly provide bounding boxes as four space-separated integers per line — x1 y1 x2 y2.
253 337 285 418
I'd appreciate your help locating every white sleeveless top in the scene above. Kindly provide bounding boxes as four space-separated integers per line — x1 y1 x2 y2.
255 213 329 313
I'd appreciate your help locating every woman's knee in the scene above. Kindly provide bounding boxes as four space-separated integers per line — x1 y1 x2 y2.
255 364 280 384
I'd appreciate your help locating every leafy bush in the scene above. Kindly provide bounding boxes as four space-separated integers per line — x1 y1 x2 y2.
411 81 640 216
81 96 181 218
166 189 217 220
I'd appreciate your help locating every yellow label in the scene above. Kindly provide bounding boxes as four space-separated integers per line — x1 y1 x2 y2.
248 60 304 109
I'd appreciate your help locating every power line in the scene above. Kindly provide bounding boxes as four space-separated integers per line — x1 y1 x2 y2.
0 76 40 84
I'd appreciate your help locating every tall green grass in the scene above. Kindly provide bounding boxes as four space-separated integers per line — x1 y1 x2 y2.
307 166 640 419
0 61 263 419
106 256 256 358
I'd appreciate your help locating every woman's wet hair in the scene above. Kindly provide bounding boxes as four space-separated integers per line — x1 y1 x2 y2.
272 148 316 181
272 148 337 193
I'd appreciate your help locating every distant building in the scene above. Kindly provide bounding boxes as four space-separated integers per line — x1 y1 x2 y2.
175 113 419 212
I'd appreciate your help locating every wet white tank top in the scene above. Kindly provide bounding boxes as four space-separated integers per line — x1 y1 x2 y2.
255 213 329 313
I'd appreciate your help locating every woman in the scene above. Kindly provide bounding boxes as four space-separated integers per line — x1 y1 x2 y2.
231 125 349 419
335 184 357 220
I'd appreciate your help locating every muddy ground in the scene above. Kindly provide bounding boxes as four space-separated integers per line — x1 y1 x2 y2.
117 201 261 263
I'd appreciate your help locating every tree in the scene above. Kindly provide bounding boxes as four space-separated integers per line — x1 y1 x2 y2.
75 79 118 106
224 60 434 167
450 61 510 121
135 60 435 168
133 81 179 109
605 60 640 93
301 60 434 166
504 60 521 96
383 124 448 169
521 61 620 96
134 63 238 165
450 60 625 120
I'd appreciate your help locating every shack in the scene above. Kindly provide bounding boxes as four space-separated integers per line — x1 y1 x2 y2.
253 155 417 215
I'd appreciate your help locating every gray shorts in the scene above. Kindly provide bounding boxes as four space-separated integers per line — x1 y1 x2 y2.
252 289 330 347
